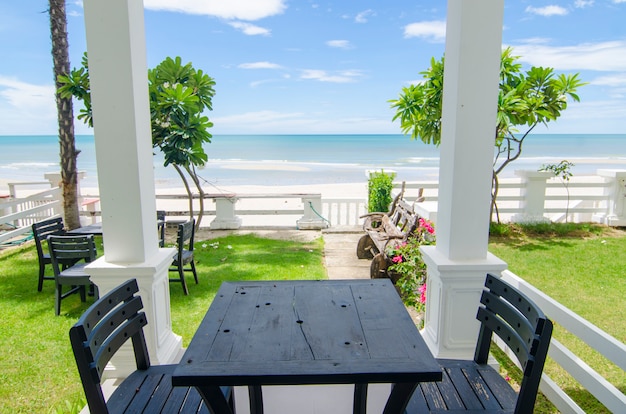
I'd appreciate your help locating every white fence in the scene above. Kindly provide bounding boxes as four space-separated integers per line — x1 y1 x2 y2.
500 271 626 413
2 171 625 240
0 187 62 245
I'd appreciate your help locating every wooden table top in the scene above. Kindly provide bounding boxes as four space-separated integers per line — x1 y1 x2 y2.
173 279 441 387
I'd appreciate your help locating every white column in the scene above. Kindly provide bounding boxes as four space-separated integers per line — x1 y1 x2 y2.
210 195 242 229
511 170 554 223
421 0 507 359
595 169 626 226
82 0 181 375
297 194 328 229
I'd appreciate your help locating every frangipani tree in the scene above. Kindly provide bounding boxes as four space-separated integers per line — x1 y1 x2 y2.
149 57 216 229
390 47 586 221
59 55 216 229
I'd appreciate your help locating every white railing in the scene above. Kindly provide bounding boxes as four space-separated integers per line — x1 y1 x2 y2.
0 187 62 245
500 271 626 413
397 172 625 227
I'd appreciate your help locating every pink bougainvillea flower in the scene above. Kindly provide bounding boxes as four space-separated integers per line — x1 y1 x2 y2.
392 255 403 263
419 284 427 303
505 376 511 382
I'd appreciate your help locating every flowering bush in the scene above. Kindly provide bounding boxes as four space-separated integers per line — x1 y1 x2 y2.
386 218 435 312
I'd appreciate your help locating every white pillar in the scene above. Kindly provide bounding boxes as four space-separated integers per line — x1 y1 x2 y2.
511 170 554 223
210 195 242 229
421 0 507 359
595 169 626 226
297 194 328 229
82 0 182 375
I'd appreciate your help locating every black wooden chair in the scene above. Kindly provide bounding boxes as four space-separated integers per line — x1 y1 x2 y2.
48 234 97 316
32 217 66 291
407 273 553 414
157 210 166 247
69 279 232 413
169 219 198 295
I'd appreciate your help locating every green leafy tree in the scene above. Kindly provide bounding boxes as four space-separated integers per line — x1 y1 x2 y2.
49 0 81 230
59 55 216 229
390 47 586 222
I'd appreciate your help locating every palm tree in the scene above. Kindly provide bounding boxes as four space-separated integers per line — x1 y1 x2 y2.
49 0 80 230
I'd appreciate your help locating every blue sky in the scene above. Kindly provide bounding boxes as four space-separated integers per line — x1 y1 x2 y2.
1 0 625 136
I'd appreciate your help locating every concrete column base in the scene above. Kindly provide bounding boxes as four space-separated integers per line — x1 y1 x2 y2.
86 248 182 378
420 245 507 359
210 216 242 230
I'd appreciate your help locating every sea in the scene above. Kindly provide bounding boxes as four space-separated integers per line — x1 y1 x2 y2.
1 134 625 190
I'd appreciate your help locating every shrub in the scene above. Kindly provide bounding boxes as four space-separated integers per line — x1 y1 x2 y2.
367 170 396 213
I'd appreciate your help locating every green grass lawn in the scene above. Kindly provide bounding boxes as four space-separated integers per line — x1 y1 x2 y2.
488 224 626 413
0 225 623 413
0 233 325 413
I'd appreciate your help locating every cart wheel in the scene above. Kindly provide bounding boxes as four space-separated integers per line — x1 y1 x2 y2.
356 235 376 259
370 253 388 279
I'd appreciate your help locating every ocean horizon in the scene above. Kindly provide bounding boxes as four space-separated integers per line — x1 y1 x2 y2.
1 133 625 190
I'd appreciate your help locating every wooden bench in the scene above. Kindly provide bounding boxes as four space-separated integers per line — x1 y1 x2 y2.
356 184 425 279
407 273 553 413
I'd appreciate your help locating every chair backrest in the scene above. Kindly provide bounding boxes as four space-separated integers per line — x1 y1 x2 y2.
474 273 553 414
32 217 65 257
176 219 195 254
156 210 166 247
69 279 149 414
47 235 97 274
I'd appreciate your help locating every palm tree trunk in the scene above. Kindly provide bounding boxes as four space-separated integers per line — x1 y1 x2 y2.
49 0 80 230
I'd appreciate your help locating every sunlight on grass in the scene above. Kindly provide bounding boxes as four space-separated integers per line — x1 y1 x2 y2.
489 225 626 413
0 233 326 413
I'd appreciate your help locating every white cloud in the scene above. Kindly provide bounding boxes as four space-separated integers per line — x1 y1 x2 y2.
511 40 626 71
144 0 286 21
238 62 283 69
326 40 352 49
403 21 446 43
0 77 54 110
592 73 626 87
574 0 594 8
525 5 569 16
228 21 270 36
0 77 58 135
613 0 626 3
355 9 374 23
300 69 363 83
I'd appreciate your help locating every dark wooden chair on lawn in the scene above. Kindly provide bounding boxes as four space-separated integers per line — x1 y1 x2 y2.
407 273 553 414
48 234 97 316
69 278 232 413
169 219 198 295
157 210 166 247
32 217 66 291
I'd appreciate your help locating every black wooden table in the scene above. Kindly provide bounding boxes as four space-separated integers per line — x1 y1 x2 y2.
67 222 103 236
68 220 164 237
172 279 442 414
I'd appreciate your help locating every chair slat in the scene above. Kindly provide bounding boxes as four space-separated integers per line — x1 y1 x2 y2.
70 279 233 413
408 273 553 414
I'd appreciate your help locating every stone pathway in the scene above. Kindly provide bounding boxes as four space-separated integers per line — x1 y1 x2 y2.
322 226 371 280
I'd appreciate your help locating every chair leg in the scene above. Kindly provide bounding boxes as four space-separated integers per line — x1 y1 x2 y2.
179 266 189 295
55 283 62 316
191 260 199 284
37 264 45 292
79 285 86 302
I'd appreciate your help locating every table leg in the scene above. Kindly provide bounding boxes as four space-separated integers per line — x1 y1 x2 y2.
197 385 234 414
353 383 368 414
248 385 264 414
383 382 418 414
